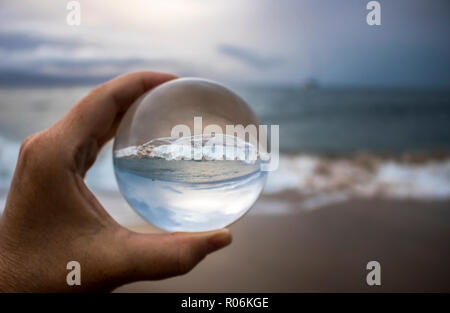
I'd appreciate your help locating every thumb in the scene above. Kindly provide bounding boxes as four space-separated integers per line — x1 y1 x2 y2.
122 229 232 281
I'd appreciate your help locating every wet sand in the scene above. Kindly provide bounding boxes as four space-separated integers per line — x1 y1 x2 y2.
115 197 450 292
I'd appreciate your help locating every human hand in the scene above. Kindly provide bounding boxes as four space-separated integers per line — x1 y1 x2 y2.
0 72 232 292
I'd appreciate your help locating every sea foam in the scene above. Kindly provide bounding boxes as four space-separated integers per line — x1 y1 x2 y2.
114 134 261 163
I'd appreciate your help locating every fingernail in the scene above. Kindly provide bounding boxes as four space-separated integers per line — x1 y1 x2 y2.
207 230 232 253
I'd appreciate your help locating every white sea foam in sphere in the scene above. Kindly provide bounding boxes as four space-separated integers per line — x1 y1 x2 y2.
113 78 267 232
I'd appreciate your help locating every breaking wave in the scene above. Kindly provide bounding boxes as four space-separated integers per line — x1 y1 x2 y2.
1 135 449 213
264 154 450 200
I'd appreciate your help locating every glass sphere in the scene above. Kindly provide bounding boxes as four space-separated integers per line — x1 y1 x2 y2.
113 78 266 232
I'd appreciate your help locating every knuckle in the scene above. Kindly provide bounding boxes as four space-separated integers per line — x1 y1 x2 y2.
20 133 42 159
18 132 50 168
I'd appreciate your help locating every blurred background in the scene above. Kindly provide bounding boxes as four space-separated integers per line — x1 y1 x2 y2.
0 0 449 292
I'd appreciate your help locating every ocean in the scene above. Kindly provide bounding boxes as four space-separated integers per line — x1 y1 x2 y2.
236 86 450 154
1 86 450 212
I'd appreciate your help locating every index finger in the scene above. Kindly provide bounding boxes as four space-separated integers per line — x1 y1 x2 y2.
50 71 176 174
59 71 176 147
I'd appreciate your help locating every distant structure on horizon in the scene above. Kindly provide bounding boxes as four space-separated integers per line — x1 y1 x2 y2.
300 78 320 90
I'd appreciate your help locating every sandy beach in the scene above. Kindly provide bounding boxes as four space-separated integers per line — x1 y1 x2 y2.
107 194 450 293
1 152 449 293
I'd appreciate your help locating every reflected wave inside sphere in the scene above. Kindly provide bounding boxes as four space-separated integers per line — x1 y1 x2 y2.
113 78 266 232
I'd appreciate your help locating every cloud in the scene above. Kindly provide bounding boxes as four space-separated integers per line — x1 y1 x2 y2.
0 32 80 51
0 57 184 86
0 31 186 86
0 69 113 87
1 0 450 87
218 44 283 69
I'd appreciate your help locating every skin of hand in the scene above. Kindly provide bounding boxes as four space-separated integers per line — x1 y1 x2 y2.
0 72 232 292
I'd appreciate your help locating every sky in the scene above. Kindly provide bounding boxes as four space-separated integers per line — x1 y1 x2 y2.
0 0 449 87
